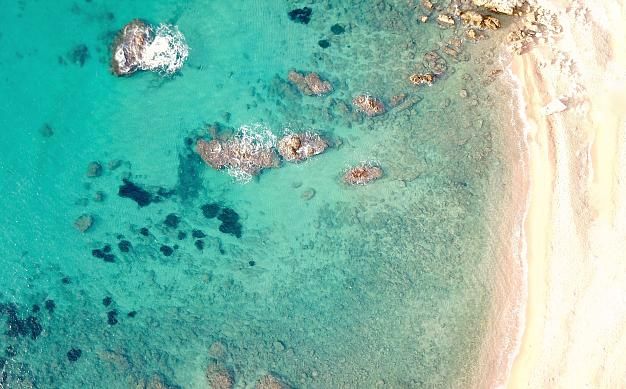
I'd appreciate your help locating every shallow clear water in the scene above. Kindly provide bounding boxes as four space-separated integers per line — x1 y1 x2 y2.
0 1 510 387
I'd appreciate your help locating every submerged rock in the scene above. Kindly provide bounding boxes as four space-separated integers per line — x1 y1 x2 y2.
67 44 90 66
277 133 328 162
352 95 386 117
461 11 501 30
86 161 103 177
287 70 333 96
205 361 234 389
40 123 54 137
255 374 292 389
343 164 383 185
74 214 94 232
111 19 189 76
287 7 312 24
331 23 345 34
423 51 448 75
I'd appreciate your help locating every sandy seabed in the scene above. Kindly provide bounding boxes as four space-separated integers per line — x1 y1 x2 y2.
500 0 626 387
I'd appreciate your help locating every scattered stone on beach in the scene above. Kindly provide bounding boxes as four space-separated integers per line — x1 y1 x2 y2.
86 161 103 178
465 28 485 41
74 214 94 232
421 0 434 10
423 51 448 75
287 7 312 24
352 95 386 117
437 14 455 27
409 72 435 86
111 19 188 76
343 164 383 185
196 136 279 181
255 374 292 389
287 70 333 96
40 123 54 137
461 11 501 30
206 361 235 389
67 348 82 362
277 133 328 162
472 0 522 15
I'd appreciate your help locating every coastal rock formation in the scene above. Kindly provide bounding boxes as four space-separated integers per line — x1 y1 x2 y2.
409 72 435 86
472 0 523 15
287 70 333 96
352 95 386 117
111 19 189 76
255 374 292 389
277 132 328 162
460 11 501 30
196 136 279 180
437 14 455 27
343 164 383 185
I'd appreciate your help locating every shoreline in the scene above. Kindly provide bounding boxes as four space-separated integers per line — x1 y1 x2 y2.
500 0 626 387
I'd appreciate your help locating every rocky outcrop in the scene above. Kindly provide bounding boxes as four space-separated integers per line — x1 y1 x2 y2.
352 95 386 117
277 133 328 162
111 19 188 76
205 361 234 389
196 136 279 180
343 164 383 185
472 0 524 15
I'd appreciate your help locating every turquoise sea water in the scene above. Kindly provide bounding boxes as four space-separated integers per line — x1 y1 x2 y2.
0 1 511 387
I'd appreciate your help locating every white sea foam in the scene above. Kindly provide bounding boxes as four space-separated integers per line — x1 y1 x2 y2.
141 24 189 75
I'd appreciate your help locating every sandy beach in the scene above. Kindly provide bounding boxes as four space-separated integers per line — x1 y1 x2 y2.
503 0 626 387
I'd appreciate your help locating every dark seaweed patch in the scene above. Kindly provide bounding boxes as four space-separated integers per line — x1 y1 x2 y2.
118 179 153 207
191 229 206 238
102 297 112 307
118 240 132 252
107 310 118 325
44 300 55 314
164 213 180 228
160 245 174 256
67 348 82 362
288 7 312 24
194 239 204 250
318 39 330 49
201 203 220 218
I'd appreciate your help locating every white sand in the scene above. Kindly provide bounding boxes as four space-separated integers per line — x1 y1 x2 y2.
504 0 626 387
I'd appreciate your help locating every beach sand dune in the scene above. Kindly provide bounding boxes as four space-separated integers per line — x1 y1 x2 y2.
505 0 626 387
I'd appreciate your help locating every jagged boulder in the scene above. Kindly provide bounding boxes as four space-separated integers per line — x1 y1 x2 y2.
277 133 328 162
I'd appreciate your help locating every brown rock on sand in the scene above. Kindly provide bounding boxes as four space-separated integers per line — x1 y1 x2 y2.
409 72 435 86
343 164 383 185
352 95 386 117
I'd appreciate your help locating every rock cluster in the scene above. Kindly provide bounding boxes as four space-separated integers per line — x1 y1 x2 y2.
423 51 447 75
472 0 524 15
352 95 386 117
277 133 328 162
409 73 435 86
287 70 333 96
460 11 501 30
343 164 383 185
